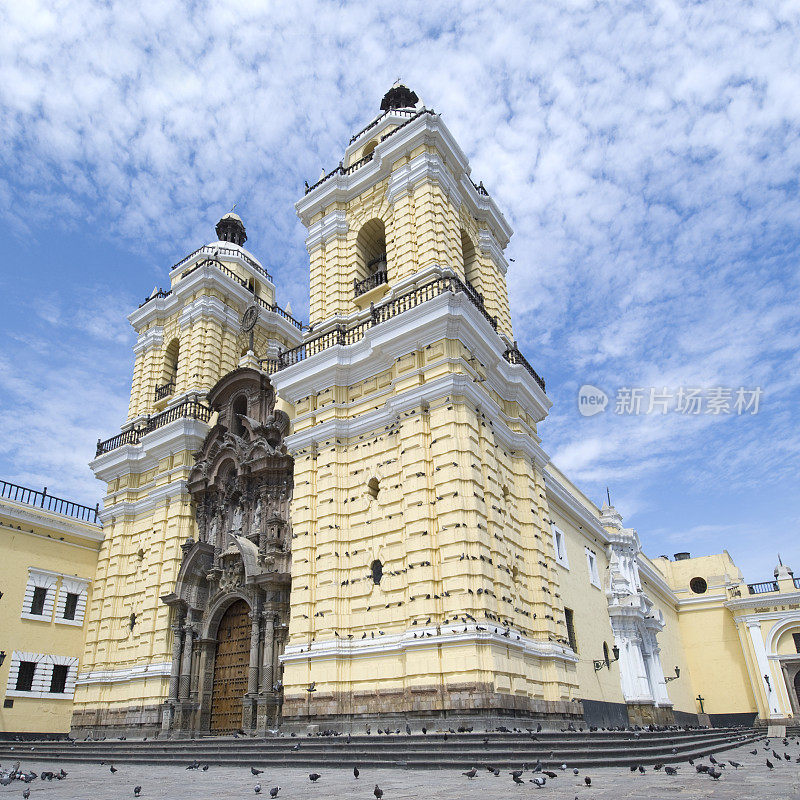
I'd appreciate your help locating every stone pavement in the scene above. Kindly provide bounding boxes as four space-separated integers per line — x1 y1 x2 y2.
1 739 797 799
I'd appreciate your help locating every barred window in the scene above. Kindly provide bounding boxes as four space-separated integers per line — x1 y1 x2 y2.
30 587 47 616
564 608 578 653
15 661 36 692
50 664 69 694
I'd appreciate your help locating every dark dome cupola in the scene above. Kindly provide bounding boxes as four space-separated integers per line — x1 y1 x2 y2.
380 83 419 112
216 212 247 246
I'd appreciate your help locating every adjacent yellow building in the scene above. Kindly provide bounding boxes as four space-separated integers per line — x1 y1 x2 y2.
3 85 798 738
0 480 102 735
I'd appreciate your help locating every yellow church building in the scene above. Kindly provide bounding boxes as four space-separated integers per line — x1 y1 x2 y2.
2 86 798 738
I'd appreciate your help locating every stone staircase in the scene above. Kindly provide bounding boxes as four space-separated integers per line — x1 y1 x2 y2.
0 727 762 770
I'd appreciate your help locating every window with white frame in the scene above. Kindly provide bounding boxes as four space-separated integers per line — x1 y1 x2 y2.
55 577 90 626
551 523 569 568
5 652 79 699
585 548 601 587
21 569 58 621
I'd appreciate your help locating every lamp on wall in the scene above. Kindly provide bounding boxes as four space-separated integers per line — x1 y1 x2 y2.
0 650 5 667
665 666 681 683
764 674 771 692
594 645 620 671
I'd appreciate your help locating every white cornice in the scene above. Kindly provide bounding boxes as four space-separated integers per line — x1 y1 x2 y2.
726 591 800 613
90 418 210 483
281 624 577 665
0 499 102 542
543 473 608 544
272 290 550 421
386 150 462 209
179 294 240 330
76 660 172 686
478 229 508 276
296 112 513 249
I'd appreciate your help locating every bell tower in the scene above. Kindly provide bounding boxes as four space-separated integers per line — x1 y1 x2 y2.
72 215 303 737
271 87 579 726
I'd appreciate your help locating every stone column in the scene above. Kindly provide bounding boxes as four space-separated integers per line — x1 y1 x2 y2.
248 611 261 696
178 623 195 701
260 613 276 692
168 617 185 701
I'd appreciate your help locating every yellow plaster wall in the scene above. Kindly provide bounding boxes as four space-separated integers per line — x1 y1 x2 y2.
0 503 101 733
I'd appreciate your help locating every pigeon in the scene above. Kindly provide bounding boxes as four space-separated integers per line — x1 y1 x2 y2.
252 768 264 776
728 760 741 768
134 787 142 797
309 773 321 782
269 787 280 798
374 785 383 799
186 761 200 770
653 763 663 771
664 766 678 775
573 768 579 775
696 764 709 773
292 743 300 751
406 724 411 735
543 771 558 779
463 768 478 779
202 764 209 771
638 765 645 774
708 767 722 780
23 791 30 800
530 775 546 786
512 773 525 785
110 766 118 774
353 766 359 779
584 776 591 786
766 759 774 769
510 770 524 779
709 754 718 764
254 784 261 794
750 749 758 755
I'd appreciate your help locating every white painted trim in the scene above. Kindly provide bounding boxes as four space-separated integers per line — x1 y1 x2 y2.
305 209 348 252
0 499 102 540
5 651 79 699
281 624 577 665
75 661 172 687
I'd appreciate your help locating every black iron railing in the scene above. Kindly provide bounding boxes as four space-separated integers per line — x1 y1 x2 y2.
261 273 545 393
307 109 437 195
748 581 779 595
155 381 175 401
138 288 172 308
471 178 489 196
348 107 420 145
354 269 388 298
96 397 213 456
795 577 800 589
0 479 99 524
173 244 272 281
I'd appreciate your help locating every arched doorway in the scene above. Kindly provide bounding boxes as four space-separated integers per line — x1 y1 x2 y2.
209 599 251 734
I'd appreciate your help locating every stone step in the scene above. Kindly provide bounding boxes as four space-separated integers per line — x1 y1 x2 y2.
0 730 760 770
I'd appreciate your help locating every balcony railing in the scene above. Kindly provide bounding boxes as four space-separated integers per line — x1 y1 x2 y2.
96 397 213 456
155 381 175 401
173 244 273 281
307 109 437 195
261 273 546 393
348 106 421 144
138 288 172 308
748 580 779 595
354 269 388 298
0 479 99 524
795 577 800 589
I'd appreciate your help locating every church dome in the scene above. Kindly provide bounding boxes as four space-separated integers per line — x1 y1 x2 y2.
216 212 247 246
380 83 419 112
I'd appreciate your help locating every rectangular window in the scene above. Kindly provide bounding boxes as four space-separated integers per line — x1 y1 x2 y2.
551 524 569 568
564 608 578 653
50 665 69 694
29 586 47 616
793 633 800 654
15 661 36 692
63 593 79 621
585 549 601 587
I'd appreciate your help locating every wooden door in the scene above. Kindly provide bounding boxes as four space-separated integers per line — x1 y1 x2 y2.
210 599 251 734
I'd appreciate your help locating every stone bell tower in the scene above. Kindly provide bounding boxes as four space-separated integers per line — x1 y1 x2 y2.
270 86 579 726
73 215 302 737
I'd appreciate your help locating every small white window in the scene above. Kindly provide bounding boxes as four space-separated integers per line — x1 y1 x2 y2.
55 577 90 626
551 524 569 568
585 548 601 588
21 569 57 621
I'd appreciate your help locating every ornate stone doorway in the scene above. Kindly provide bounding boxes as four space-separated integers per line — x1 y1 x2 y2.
161 367 293 736
210 599 251 733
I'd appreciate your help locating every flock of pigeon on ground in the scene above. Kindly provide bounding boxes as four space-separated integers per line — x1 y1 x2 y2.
0 727 796 796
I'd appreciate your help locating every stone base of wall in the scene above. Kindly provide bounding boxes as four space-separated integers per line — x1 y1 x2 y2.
281 681 583 732
71 704 164 740
625 703 675 727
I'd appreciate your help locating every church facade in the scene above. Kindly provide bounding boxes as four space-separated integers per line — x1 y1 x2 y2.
53 87 799 737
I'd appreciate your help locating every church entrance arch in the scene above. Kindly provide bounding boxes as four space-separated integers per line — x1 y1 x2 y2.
210 599 251 733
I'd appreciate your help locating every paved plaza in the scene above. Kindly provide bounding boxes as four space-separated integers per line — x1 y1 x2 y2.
1 739 798 800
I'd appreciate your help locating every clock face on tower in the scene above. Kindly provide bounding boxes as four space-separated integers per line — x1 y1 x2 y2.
240 304 259 334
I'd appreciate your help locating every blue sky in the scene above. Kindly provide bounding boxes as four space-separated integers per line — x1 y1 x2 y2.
1 1 798 580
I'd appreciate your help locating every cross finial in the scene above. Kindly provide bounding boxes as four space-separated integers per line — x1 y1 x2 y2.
606 487 612 506
229 202 237 214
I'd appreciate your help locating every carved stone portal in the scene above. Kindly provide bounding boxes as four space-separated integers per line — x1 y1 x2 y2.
161 367 293 735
